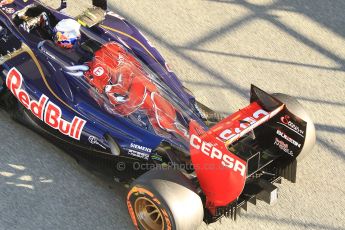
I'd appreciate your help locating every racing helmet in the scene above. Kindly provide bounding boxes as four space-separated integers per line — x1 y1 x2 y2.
53 19 81 49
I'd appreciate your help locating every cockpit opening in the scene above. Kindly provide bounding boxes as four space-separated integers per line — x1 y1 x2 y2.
12 4 59 40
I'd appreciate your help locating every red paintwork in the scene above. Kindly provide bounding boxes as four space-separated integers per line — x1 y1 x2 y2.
189 102 274 214
208 102 269 145
84 42 188 138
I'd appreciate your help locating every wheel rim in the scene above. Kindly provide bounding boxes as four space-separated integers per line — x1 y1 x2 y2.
134 197 164 230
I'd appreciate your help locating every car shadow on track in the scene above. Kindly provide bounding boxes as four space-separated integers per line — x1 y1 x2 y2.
0 110 134 230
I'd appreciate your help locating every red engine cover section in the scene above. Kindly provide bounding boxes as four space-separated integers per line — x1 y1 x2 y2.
84 42 189 138
189 102 277 214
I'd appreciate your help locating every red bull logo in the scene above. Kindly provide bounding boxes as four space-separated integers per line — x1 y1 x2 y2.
6 68 86 140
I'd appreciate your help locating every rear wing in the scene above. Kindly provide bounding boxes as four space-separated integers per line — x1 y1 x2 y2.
202 85 307 158
189 85 307 214
250 85 307 157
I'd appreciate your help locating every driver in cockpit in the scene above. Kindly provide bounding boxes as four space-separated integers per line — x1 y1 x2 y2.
53 18 81 49
14 5 81 49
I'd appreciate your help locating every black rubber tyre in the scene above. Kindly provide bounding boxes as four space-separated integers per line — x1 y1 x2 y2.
273 93 316 161
127 168 204 230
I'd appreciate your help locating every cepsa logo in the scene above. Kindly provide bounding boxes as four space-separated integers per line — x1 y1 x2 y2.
219 109 269 141
280 115 304 136
6 68 86 140
190 134 246 177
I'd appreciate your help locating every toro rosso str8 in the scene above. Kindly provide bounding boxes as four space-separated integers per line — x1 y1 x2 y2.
0 0 316 229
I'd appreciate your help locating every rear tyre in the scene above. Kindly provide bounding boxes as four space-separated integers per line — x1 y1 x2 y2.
127 168 204 230
273 93 316 160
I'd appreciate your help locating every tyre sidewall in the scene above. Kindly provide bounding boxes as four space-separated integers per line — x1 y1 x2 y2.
127 185 176 230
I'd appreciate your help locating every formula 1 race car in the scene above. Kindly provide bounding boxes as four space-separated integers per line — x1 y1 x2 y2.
0 0 316 229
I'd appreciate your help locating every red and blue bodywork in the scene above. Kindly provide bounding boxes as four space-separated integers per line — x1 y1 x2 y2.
0 0 316 223
0 0 204 156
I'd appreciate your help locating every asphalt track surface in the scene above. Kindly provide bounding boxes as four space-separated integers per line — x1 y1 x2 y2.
1 0 345 229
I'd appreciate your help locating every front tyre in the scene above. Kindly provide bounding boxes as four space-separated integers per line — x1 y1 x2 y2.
127 168 204 230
